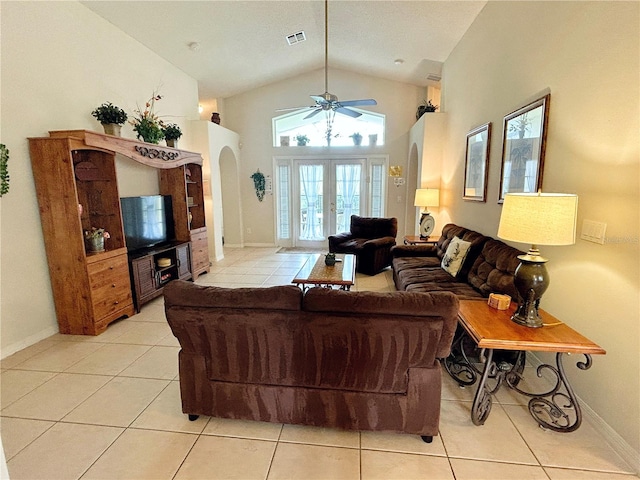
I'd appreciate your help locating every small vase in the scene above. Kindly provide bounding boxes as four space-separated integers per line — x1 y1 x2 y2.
102 123 122 137
280 136 290 147
211 112 221 124
325 253 336 266
87 236 104 253
166 139 178 148
369 134 378 146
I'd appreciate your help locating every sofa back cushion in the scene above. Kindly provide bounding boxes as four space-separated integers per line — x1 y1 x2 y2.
435 224 468 259
350 215 398 239
466 239 524 299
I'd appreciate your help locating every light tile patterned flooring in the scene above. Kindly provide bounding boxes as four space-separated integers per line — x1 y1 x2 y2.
1 247 637 480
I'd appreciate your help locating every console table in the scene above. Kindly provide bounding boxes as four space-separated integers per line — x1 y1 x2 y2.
444 300 605 432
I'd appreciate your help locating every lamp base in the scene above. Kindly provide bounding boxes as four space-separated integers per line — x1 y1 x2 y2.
419 212 435 238
511 253 549 328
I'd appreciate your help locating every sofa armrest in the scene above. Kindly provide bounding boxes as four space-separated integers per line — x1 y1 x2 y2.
328 232 354 250
391 244 438 257
362 236 396 249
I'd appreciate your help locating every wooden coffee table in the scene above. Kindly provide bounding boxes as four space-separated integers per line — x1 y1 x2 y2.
292 254 356 290
444 300 605 432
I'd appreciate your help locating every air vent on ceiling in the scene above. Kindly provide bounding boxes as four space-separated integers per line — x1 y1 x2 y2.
286 31 306 45
427 74 442 82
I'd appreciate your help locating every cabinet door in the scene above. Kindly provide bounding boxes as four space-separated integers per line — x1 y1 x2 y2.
176 243 192 280
131 256 157 307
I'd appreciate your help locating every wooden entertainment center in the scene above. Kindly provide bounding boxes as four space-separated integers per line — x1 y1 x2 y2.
29 130 210 335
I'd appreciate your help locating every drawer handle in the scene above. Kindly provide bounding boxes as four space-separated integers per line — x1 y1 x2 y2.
114 301 119 305
112 284 116 288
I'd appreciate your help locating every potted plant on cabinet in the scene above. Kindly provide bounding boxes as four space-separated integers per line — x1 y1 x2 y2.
84 227 110 253
130 92 164 144
162 124 182 148
295 134 310 146
91 102 128 136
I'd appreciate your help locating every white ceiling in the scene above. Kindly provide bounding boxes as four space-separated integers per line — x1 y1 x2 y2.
82 1 486 100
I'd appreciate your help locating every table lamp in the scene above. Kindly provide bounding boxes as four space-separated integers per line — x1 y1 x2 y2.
497 192 578 328
414 188 440 238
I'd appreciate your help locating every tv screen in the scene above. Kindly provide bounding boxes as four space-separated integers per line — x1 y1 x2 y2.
120 195 174 252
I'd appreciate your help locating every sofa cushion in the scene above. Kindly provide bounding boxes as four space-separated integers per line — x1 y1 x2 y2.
441 236 472 277
405 281 485 300
164 281 302 311
303 288 459 361
349 215 398 239
467 239 524 299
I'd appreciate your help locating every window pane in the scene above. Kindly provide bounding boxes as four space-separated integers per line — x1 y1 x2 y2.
277 164 290 239
335 164 361 233
370 164 384 217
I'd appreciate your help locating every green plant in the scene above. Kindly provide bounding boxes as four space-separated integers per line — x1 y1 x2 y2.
350 132 363 145
295 134 310 146
0 144 9 196
162 123 182 141
250 170 266 202
91 102 128 125
130 92 165 144
84 227 110 240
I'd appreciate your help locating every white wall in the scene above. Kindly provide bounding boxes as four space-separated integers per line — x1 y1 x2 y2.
0 1 199 354
442 1 639 460
190 120 241 260
223 67 425 244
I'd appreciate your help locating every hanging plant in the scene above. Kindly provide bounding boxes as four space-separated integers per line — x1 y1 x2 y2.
0 144 9 197
250 170 266 202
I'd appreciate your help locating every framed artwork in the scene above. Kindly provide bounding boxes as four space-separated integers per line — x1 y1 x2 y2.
498 94 550 202
463 122 491 202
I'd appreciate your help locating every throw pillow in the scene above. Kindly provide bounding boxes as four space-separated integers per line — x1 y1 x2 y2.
441 236 472 277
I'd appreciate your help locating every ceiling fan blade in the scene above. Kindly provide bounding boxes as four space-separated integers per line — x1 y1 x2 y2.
304 108 323 120
275 106 315 112
338 99 377 107
310 95 330 105
335 107 362 118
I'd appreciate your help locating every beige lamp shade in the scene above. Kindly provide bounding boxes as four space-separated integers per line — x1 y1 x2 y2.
414 188 440 208
498 193 578 246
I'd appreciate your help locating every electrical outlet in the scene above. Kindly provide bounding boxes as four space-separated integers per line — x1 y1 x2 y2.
580 219 606 245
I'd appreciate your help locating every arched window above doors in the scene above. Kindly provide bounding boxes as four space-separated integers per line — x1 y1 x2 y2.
273 108 385 147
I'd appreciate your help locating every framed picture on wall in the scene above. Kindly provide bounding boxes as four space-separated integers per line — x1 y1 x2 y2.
498 94 550 202
463 122 491 202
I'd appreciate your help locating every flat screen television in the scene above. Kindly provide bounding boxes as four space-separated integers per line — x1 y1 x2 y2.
120 195 175 252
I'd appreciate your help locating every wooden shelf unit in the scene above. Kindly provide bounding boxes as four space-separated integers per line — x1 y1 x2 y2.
29 130 210 335
160 163 210 278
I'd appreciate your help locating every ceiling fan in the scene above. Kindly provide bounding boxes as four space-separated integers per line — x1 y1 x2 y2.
277 0 377 120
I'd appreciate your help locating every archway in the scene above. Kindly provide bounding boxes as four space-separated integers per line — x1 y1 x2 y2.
218 146 242 247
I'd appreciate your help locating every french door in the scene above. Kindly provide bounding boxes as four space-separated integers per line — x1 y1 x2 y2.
294 159 365 248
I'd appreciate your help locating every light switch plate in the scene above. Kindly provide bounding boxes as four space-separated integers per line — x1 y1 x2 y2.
581 219 607 245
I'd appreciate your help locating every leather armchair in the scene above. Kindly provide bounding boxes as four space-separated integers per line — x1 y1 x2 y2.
328 215 398 275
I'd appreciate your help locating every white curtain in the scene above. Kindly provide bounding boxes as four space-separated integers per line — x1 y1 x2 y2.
299 165 323 240
336 165 361 233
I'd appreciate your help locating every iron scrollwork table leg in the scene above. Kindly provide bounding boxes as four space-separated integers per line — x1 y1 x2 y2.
470 349 592 432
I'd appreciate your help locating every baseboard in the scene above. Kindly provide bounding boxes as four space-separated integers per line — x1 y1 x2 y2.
1 325 59 360
528 353 639 474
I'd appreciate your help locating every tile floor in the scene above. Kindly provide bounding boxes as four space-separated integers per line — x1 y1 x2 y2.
1 247 637 480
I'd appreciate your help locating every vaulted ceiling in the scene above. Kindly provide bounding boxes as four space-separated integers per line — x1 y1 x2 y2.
82 1 486 100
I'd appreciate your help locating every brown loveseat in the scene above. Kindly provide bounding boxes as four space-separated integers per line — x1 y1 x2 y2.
164 280 459 442
328 215 398 275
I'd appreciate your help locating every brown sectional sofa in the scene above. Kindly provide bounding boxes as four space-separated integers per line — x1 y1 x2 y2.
392 223 524 301
164 280 459 442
